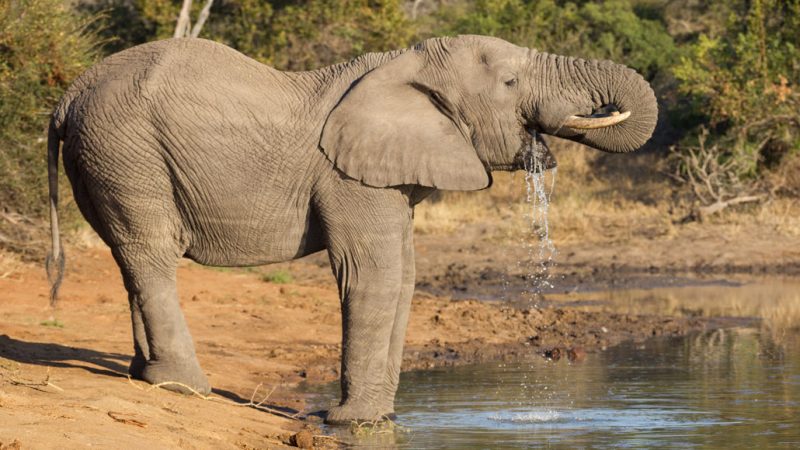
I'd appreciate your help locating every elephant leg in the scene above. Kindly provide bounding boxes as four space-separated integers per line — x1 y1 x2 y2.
379 222 415 417
324 219 408 424
112 244 210 395
127 302 149 379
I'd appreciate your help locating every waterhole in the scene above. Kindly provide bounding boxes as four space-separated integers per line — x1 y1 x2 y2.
313 327 799 448
310 280 800 448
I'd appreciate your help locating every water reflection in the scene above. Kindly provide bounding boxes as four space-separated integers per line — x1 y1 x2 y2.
547 278 800 339
315 328 800 448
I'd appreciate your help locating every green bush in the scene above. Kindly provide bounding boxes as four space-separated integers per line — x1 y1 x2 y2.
0 0 101 253
81 0 413 69
84 0 178 53
432 0 677 80
263 0 414 70
670 0 800 207
84 0 674 75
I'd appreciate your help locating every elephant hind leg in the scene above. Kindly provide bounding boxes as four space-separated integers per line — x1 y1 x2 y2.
111 243 210 395
128 302 149 380
68 145 207 392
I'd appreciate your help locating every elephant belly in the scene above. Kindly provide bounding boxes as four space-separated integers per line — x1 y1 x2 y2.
182 200 326 267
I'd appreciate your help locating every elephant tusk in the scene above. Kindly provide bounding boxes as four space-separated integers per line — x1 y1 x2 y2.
562 110 631 130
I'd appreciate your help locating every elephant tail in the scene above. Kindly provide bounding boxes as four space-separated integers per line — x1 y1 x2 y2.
46 118 65 308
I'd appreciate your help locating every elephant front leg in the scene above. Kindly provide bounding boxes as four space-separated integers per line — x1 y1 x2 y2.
317 182 416 424
326 263 403 424
322 205 411 424
380 222 415 417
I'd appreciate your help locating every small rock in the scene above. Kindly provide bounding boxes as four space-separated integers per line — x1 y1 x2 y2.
567 347 586 362
291 430 314 448
543 347 562 361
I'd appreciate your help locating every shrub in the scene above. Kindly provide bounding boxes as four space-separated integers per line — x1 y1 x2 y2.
670 0 800 215
432 0 677 80
264 0 414 70
81 0 414 69
0 0 101 255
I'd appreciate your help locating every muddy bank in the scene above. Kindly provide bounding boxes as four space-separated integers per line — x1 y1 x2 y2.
400 302 710 371
0 247 727 448
409 222 800 299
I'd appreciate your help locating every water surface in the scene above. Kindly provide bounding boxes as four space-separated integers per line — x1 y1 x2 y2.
314 328 800 448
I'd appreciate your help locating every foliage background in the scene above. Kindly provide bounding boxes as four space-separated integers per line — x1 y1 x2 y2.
1 0 798 255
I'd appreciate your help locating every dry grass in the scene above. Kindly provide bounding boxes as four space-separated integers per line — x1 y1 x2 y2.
0 251 28 279
414 140 674 243
0 219 106 279
414 139 800 245
706 197 800 237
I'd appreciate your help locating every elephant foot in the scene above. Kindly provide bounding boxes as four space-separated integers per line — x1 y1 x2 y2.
141 358 210 395
128 355 147 380
324 402 395 425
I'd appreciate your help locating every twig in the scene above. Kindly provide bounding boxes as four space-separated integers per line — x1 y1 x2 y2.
3 368 63 392
126 376 300 420
108 411 147 428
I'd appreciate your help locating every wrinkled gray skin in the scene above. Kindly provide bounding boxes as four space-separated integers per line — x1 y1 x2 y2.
46 35 656 424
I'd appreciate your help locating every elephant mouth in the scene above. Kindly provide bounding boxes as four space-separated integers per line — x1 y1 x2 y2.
504 130 556 173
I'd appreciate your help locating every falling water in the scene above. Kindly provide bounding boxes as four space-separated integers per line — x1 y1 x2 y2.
496 133 561 412
519 132 558 300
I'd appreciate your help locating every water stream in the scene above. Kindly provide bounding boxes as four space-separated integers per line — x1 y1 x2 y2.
518 136 558 299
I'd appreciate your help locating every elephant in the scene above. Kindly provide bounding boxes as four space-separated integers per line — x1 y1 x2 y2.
45 35 657 424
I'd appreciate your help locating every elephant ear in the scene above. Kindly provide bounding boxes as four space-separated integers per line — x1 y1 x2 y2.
320 50 490 191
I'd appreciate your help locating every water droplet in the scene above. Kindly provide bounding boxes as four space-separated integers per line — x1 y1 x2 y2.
519 132 558 301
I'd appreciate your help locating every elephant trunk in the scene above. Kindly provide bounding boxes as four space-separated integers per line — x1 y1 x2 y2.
530 52 658 153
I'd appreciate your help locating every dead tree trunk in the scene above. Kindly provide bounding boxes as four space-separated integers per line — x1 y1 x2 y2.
174 0 214 38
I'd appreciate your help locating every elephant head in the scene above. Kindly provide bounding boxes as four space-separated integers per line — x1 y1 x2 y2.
320 35 657 190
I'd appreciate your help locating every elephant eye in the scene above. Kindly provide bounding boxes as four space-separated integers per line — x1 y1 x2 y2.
504 77 517 87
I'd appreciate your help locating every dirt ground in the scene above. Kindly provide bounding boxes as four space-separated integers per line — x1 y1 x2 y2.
1 218 796 448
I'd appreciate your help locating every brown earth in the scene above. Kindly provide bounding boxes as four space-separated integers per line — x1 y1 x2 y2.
0 226 736 449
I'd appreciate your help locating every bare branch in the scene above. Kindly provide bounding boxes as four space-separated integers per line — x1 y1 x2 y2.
696 195 764 221
411 0 424 19
190 0 214 38
174 0 194 38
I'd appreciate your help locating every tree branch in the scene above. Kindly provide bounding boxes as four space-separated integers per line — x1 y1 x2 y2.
174 0 194 38
190 0 214 38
